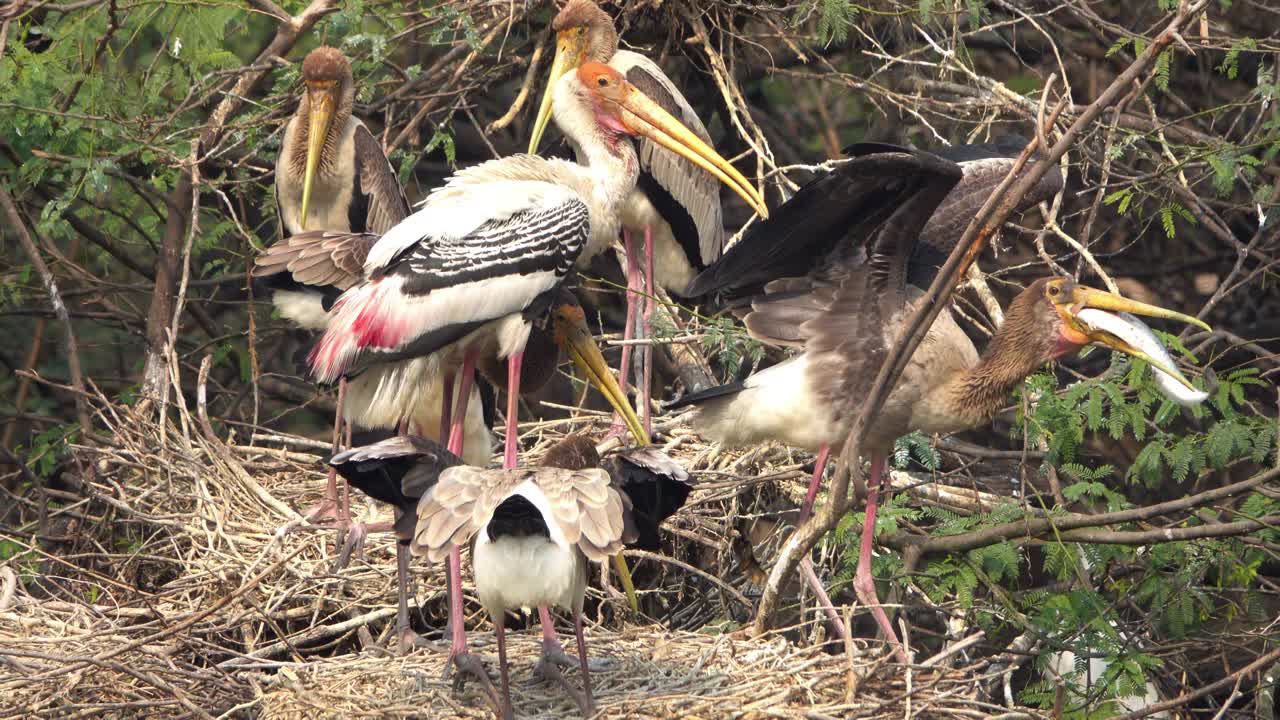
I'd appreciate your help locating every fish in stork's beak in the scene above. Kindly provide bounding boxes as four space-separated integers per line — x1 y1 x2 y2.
1046 279 1211 401
578 63 769 218
528 26 590 156
300 79 339 230
551 299 651 447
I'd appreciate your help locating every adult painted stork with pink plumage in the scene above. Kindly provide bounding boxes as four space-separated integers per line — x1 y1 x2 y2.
528 0 768 435
672 140 1210 661
306 61 763 679
255 47 493 549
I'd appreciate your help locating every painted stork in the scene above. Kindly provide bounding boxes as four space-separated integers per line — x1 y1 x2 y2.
671 143 1210 661
326 293 637 653
307 61 755 680
412 432 694 720
258 46 491 535
528 0 768 434
256 228 494 539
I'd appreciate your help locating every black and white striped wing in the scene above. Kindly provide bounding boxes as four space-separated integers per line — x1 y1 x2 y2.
618 52 725 269
310 182 589 382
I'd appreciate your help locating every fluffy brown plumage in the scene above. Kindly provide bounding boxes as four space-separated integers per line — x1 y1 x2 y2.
552 0 618 59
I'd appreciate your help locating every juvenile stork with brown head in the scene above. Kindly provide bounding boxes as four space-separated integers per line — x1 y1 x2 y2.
672 143 1210 661
257 47 492 541
307 62 758 680
528 0 767 435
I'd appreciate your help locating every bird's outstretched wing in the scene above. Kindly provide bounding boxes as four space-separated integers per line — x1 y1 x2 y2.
605 447 694 551
255 230 379 291
349 122 412 235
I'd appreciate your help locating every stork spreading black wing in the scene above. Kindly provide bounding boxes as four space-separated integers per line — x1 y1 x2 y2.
330 435 465 538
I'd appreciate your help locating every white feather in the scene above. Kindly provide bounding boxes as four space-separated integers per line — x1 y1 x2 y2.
343 360 493 467
688 355 839 451
271 289 329 330
473 533 583 616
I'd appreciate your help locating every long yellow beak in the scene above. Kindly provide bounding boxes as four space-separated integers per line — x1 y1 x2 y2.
613 84 768 218
553 300 645 613
1062 285 1210 391
300 83 336 230
553 305 650 447
1069 286 1211 332
528 30 587 155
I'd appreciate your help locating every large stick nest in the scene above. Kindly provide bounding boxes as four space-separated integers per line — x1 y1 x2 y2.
0 390 1031 719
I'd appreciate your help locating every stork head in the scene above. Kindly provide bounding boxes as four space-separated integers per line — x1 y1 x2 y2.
555 63 767 217
529 0 618 155
992 278 1209 395
297 46 353 229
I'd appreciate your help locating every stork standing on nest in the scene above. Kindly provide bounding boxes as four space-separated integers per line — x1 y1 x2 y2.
308 62 758 680
413 432 694 720
256 46 491 540
528 0 768 435
673 143 1210 662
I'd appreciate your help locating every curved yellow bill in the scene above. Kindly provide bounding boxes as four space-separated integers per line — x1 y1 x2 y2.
1069 285 1211 332
551 300 646 612
615 84 768 218
300 83 337 230
529 30 588 155
1062 285 1210 393
552 304 650 447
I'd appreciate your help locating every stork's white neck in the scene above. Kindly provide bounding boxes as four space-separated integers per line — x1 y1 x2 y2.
552 74 639 260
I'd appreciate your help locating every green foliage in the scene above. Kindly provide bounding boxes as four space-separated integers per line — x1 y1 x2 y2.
1158 201 1196 238
892 431 940 471
1102 187 1134 215
1154 49 1172 92
701 315 766 378
18 423 79 479
1217 38 1256 80
802 0 858 44
918 0 935 23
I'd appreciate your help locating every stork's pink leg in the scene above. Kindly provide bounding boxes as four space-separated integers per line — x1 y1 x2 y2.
440 371 455 444
790 444 852 649
797 445 830 526
442 351 498 701
854 456 909 663
640 223 655 436
305 378 348 527
573 608 596 716
447 351 478 456
503 352 523 470
533 606 593 715
494 613 514 720
608 228 641 439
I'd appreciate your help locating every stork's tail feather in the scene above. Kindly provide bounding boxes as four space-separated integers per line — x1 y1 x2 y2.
309 279 408 383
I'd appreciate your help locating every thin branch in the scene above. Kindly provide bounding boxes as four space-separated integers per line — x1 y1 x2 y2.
0 185 91 438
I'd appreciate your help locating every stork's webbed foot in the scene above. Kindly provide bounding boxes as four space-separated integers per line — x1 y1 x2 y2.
534 645 597 717
446 651 503 716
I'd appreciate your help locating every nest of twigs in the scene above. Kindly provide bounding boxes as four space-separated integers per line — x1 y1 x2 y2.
0 383 1033 719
